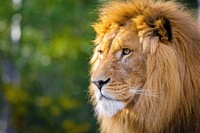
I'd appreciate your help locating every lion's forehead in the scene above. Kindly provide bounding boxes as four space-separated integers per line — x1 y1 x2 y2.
100 26 139 54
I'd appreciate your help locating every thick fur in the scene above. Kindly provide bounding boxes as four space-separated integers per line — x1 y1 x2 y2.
89 0 200 133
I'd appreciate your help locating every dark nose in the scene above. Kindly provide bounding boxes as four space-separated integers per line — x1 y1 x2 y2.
92 78 110 91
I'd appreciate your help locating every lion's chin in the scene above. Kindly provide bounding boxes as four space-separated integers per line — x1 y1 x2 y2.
95 99 125 117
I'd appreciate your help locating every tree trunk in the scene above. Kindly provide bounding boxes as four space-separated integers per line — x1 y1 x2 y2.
198 0 200 20
0 1 22 133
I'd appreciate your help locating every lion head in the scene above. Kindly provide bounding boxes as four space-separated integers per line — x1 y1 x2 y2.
89 0 200 133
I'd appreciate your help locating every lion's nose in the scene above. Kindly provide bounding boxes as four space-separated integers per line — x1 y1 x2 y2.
92 78 110 91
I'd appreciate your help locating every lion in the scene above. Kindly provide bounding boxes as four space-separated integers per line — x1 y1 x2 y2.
89 0 200 133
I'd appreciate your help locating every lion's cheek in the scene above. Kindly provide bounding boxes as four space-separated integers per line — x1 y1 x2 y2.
95 100 125 117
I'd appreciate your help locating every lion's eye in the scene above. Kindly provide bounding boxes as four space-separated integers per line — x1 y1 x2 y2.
122 48 132 56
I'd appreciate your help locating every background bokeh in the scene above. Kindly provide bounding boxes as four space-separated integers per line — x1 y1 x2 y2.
0 0 198 133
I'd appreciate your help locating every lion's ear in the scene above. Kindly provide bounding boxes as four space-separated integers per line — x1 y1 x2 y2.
147 17 172 44
134 15 172 53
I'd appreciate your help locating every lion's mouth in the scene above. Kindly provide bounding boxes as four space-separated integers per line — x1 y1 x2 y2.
99 94 118 101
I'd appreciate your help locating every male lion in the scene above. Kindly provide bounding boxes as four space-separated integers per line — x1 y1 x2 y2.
89 0 200 133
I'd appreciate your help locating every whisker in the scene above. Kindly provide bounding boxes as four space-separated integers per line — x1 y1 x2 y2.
130 89 160 97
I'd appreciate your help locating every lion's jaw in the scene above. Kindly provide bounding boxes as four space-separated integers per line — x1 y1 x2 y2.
95 88 125 117
90 25 146 117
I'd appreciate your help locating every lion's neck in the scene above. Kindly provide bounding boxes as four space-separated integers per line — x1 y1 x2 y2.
99 110 144 133
99 104 200 133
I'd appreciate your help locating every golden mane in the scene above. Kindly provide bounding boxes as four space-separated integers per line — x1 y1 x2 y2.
90 0 200 133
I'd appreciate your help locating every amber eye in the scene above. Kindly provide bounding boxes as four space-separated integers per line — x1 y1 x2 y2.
122 48 132 56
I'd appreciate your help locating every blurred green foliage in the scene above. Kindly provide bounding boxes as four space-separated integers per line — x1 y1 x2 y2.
0 0 198 133
0 0 98 132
